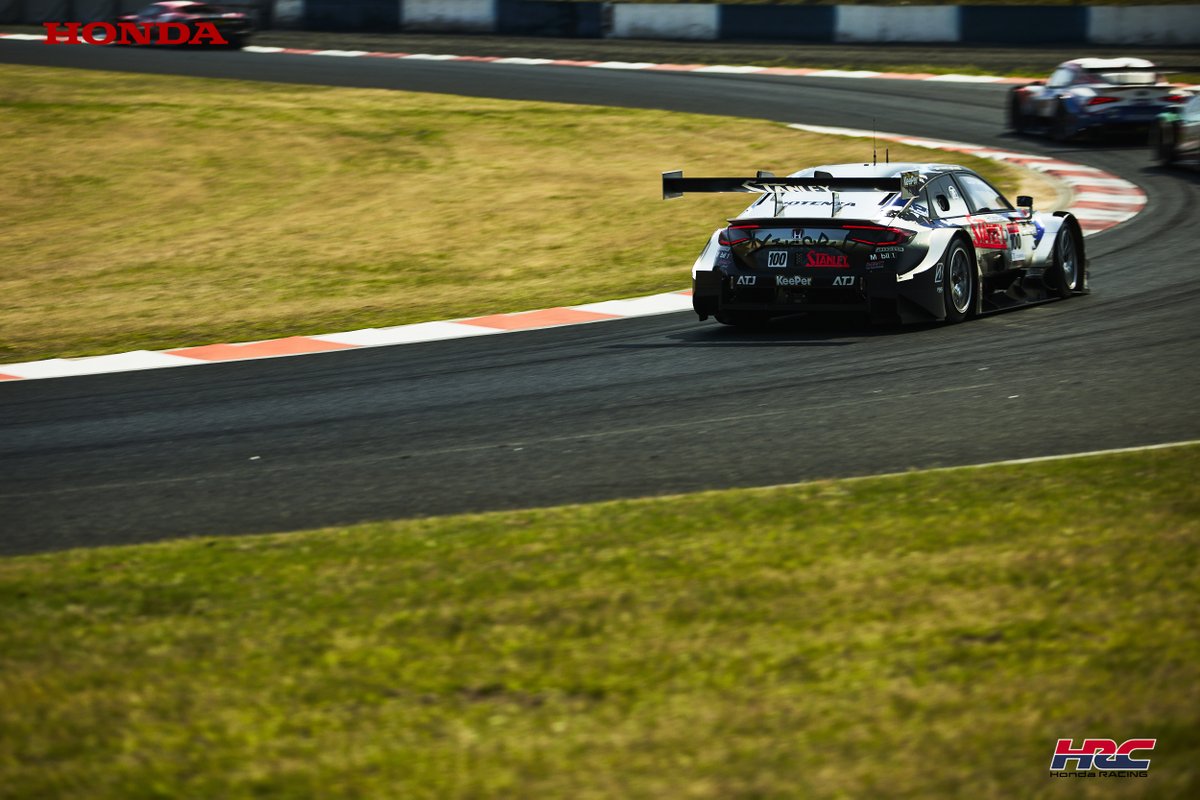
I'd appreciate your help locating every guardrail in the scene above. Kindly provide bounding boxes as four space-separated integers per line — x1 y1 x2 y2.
3 2 1198 45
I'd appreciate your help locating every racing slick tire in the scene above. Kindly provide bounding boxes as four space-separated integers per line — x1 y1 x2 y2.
1152 120 1179 166
1007 92 1028 134
942 239 976 324
716 311 771 329
1052 101 1073 142
1047 224 1083 299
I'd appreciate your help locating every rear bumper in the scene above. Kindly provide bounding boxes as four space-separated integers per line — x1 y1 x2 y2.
1075 107 1166 133
694 265 945 324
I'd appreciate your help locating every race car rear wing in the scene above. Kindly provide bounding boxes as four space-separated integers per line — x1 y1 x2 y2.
1078 66 1200 87
1080 66 1200 73
662 170 922 201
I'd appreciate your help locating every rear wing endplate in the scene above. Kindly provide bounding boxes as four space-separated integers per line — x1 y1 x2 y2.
662 170 922 200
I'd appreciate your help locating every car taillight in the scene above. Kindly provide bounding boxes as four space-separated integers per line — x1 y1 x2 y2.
841 225 914 246
1166 91 1190 103
1086 96 1120 106
718 225 758 246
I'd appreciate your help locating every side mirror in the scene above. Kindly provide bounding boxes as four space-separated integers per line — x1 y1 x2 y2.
1016 195 1034 211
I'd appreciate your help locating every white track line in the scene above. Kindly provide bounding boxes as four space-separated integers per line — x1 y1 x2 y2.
851 439 1200 482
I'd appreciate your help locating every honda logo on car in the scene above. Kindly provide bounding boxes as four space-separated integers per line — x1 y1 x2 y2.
42 22 230 46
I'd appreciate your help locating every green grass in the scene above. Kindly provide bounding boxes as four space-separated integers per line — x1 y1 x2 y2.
0 64 1043 363
1 444 1197 798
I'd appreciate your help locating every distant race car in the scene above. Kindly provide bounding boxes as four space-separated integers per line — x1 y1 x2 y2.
664 162 1086 327
118 2 252 48
1008 58 1190 140
1151 92 1200 167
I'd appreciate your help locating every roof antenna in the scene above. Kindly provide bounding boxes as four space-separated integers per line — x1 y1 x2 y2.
886 147 889 164
873 119 877 167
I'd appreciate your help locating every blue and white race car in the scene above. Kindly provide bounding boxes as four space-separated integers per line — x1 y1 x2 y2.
1008 57 1190 140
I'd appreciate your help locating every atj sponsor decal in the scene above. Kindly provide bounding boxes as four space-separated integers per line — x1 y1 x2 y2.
1049 738 1156 778
42 22 229 46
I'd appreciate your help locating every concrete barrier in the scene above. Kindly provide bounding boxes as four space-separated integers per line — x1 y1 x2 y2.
20 0 72 23
835 6 959 44
273 0 305 28
73 0 116 21
611 4 719 41
720 5 835 43
497 0 604 38
307 0 400 31
1089 6 1200 46
403 0 495 32
960 5 1089 45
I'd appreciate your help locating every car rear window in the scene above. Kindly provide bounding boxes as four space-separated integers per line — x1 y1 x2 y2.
1099 71 1158 85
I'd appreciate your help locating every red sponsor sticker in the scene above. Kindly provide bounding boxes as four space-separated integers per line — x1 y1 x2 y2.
969 219 1008 250
805 251 849 268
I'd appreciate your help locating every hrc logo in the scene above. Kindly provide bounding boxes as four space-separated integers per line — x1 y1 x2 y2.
1049 739 1156 771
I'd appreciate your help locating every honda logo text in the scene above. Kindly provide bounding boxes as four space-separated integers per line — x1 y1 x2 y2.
42 22 230 46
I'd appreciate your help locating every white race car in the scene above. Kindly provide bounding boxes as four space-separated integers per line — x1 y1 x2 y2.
665 161 1087 327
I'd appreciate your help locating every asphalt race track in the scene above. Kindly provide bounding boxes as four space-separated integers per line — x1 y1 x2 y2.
1 43 1198 555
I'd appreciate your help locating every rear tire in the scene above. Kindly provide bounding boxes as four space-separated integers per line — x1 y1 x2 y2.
942 240 975 323
1052 101 1073 142
1153 120 1179 166
1048 225 1082 299
1008 92 1027 134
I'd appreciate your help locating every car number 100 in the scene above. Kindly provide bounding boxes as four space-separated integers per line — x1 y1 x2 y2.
767 250 788 268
